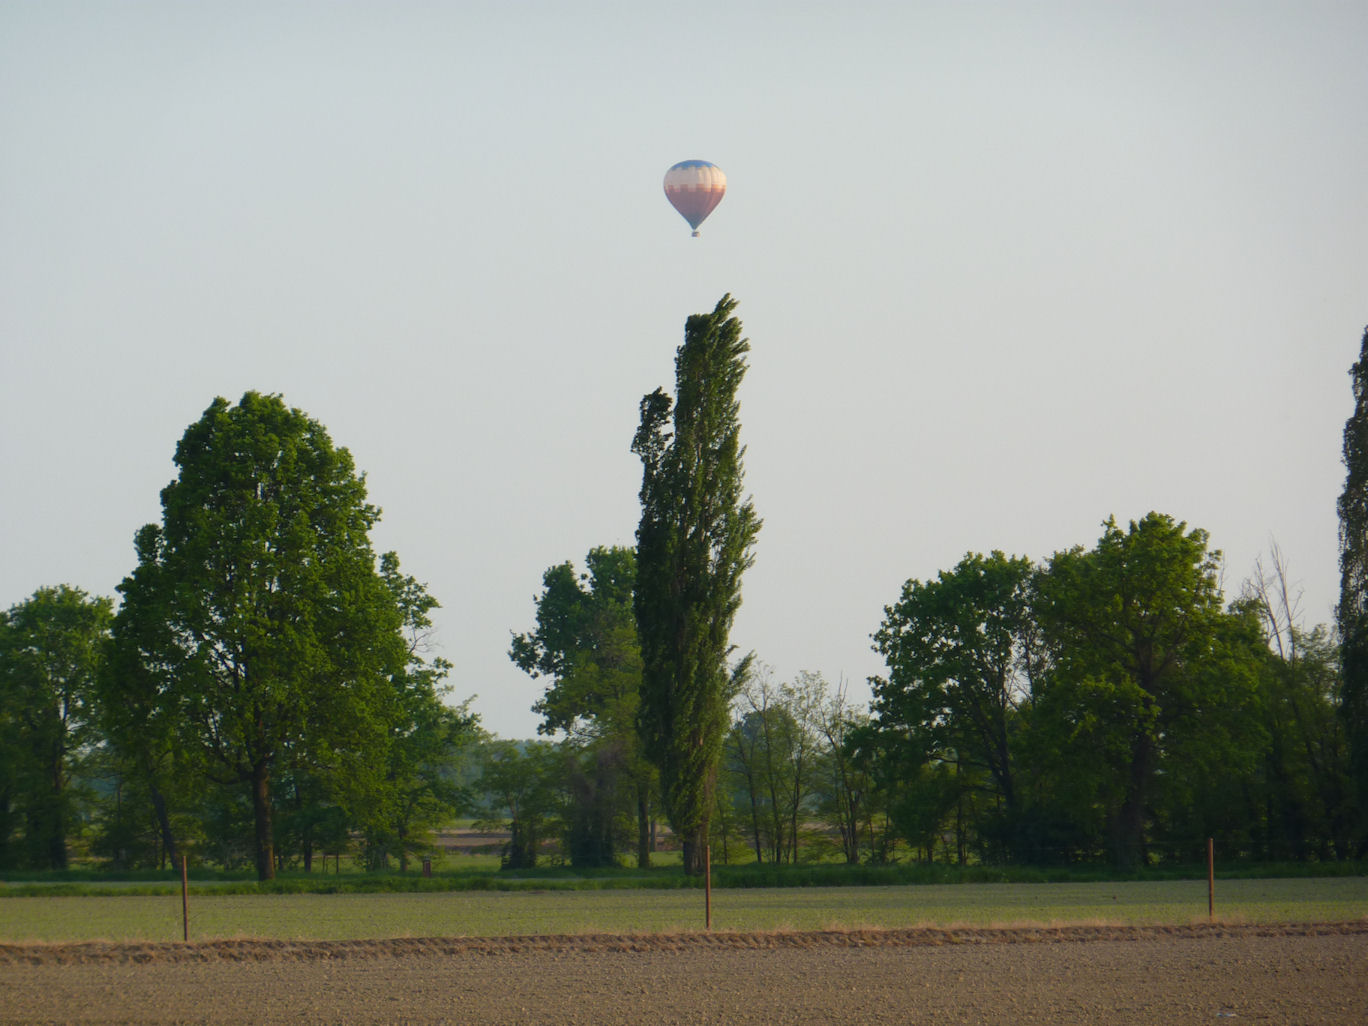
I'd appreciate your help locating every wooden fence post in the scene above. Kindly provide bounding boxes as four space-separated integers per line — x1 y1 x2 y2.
705 844 712 931
181 855 190 942
1207 838 1215 922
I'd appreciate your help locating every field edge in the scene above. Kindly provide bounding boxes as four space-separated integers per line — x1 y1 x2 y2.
3 919 1365 966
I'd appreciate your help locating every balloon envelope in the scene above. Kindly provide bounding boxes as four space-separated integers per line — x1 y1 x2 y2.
663 160 726 235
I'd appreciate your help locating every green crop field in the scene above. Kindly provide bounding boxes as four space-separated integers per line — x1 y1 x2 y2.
1 877 1363 944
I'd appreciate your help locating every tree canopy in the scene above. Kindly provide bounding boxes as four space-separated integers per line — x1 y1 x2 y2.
1032 513 1264 867
0 586 112 869
108 392 447 880
510 545 656 867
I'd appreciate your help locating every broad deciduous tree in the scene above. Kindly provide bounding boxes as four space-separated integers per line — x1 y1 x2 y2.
0 586 112 869
110 392 422 880
510 546 656 867
871 551 1036 847
1033 513 1263 868
632 295 760 875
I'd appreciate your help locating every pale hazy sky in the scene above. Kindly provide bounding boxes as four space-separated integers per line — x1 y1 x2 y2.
3 2 1365 740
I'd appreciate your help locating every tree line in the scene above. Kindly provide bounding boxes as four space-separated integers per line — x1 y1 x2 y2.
4 311 1367 876
498 316 1365 871
504 524 1358 871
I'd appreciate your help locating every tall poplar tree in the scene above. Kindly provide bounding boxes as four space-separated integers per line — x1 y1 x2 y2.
632 295 760 875
1337 325 1368 826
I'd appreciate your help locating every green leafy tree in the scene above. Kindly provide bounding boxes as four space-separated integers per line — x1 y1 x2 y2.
351 556 479 872
1033 513 1264 868
1244 549 1358 859
632 295 761 875
510 546 656 866
0 586 112 869
1338 325 1368 844
353 695 477 872
110 392 421 880
99 531 201 869
274 766 351 872
476 739 563 869
848 718 936 864
870 551 1036 859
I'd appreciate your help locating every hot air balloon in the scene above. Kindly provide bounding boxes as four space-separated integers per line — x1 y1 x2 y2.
663 160 726 237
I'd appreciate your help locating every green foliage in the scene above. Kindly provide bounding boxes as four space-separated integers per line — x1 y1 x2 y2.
476 739 564 868
0 586 113 870
106 392 453 881
724 669 824 865
1243 551 1360 859
509 546 657 867
1032 513 1265 867
511 547 639 735
809 682 876 865
860 515 1337 869
349 555 480 873
870 551 1036 860
633 295 761 874
1338 325 1368 849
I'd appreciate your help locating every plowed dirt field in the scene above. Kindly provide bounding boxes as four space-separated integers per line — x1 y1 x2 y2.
2 922 1365 1025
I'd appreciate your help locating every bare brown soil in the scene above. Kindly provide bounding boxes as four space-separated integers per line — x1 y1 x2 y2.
2 922 1365 1024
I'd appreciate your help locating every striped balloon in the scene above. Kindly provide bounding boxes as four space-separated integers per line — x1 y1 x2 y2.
663 160 726 236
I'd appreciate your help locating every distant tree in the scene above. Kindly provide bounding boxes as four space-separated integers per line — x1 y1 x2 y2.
725 669 823 864
1337 325 1368 843
353 694 477 872
510 546 656 866
1248 547 1358 859
632 295 761 875
811 679 873 865
870 551 1036 858
727 697 789 864
0 586 112 869
109 392 425 880
1033 513 1264 868
476 739 562 869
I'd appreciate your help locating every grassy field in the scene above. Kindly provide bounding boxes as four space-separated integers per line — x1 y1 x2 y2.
1 876 1363 944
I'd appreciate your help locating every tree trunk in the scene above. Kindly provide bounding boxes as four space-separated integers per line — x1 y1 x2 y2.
1114 731 1154 870
747 783 764 865
0 791 14 870
150 785 178 867
42 735 68 870
251 761 275 881
681 832 708 876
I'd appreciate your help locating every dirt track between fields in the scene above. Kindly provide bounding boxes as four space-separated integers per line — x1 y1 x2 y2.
2 922 1365 1024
